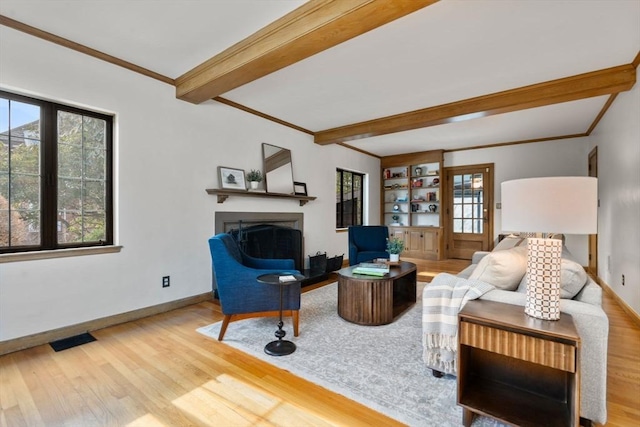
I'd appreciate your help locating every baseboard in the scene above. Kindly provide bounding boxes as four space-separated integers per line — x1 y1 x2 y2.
0 292 212 356
595 275 640 328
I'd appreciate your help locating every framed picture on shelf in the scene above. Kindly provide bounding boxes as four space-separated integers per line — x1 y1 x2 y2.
294 181 307 196
218 166 246 190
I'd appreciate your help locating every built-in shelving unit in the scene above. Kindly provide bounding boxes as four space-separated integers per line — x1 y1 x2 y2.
381 150 444 260
206 188 316 206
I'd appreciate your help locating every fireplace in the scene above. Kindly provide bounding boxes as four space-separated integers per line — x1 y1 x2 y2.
215 212 304 271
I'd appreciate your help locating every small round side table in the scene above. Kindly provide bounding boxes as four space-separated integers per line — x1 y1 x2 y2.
256 273 304 356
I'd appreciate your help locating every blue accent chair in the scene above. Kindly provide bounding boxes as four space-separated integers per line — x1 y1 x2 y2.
209 233 301 340
348 225 390 266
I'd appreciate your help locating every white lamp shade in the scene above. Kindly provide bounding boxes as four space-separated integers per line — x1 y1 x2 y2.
501 177 597 235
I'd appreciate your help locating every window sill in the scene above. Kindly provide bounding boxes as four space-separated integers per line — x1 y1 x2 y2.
0 246 123 263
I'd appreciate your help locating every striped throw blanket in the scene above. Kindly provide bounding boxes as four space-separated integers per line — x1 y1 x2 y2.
422 273 494 375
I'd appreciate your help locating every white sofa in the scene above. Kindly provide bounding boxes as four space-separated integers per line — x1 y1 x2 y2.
454 236 608 425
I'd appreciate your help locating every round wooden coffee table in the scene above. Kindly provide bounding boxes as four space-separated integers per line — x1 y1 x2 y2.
337 261 417 325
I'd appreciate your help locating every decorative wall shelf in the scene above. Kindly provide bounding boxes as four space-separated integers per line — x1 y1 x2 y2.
206 188 316 206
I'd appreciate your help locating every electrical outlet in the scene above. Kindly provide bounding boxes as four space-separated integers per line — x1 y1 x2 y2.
622 275 625 286
162 276 170 288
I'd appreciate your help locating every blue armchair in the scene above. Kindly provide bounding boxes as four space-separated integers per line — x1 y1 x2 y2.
348 225 390 265
209 233 301 340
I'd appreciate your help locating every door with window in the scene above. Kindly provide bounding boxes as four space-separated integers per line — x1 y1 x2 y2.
445 164 493 259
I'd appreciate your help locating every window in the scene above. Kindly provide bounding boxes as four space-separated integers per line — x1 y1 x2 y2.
452 172 484 234
0 90 113 253
336 168 364 229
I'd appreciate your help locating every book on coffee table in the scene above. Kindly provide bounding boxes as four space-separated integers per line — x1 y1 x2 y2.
352 262 390 276
351 268 387 276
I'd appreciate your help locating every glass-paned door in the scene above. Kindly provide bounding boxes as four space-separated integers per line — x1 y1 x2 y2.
446 165 493 259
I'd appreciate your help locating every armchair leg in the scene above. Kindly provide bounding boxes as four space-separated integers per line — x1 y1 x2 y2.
218 315 232 341
293 310 299 337
217 311 299 341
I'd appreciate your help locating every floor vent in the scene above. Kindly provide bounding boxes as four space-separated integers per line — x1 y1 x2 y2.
49 332 97 352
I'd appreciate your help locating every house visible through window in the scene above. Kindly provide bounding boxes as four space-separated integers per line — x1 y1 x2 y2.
336 168 364 229
0 90 113 253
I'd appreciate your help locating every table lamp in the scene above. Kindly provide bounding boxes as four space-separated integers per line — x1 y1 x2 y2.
501 177 598 320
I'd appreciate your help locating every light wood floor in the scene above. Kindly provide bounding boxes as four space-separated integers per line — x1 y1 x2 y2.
1 259 638 426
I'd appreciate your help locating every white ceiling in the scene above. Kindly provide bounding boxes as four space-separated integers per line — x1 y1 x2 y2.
1 0 638 156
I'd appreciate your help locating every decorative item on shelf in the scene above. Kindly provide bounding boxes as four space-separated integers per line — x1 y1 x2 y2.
392 204 401 212
427 192 437 201
246 169 263 190
384 169 391 179
428 204 437 213
427 170 438 176
501 176 597 320
412 178 423 188
431 177 440 186
386 236 405 262
218 166 247 190
414 167 422 176
390 215 401 226
411 203 419 212
293 181 307 196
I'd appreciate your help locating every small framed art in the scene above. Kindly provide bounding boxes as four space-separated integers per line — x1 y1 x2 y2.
218 166 246 190
293 181 307 196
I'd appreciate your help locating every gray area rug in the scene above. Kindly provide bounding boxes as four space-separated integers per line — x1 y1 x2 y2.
197 283 505 427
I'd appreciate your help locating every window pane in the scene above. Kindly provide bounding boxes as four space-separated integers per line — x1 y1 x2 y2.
84 180 105 211
58 111 82 145
453 204 462 218
58 177 82 211
336 169 364 229
84 211 106 241
354 174 362 225
0 97 42 249
463 219 473 233
83 116 106 148
57 111 108 245
453 219 462 233
0 134 7 173
463 205 473 219
10 138 40 175
83 148 105 179
9 166 40 246
58 143 82 179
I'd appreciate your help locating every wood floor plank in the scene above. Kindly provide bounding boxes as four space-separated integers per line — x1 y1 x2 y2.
0 258 637 426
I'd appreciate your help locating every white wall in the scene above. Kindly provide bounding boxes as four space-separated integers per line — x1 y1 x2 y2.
445 137 591 263
0 27 380 341
588 67 640 315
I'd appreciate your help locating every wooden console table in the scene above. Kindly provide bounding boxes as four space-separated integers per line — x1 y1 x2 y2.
458 300 581 427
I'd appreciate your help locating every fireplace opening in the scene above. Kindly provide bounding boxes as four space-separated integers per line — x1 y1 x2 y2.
229 223 303 272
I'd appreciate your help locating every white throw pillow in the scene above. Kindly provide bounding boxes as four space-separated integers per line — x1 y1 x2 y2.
559 258 588 299
516 257 588 299
469 246 527 290
493 236 526 251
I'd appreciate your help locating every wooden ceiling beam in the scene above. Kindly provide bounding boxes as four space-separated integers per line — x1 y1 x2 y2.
175 0 437 104
314 64 637 145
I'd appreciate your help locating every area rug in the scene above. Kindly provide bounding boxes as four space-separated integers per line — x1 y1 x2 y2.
197 283 505 427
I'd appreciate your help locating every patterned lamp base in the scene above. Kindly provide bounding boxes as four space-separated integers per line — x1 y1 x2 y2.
525 238 562 320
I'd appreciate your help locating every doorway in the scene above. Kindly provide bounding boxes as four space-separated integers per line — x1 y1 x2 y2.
445 164 494 259
588 147 598 276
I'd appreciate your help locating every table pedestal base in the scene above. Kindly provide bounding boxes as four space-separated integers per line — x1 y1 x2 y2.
265 339 296 356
